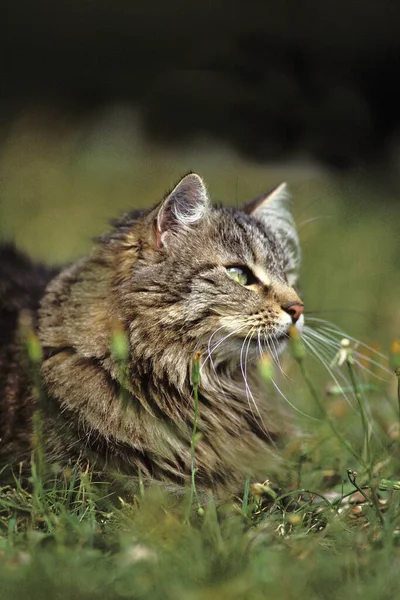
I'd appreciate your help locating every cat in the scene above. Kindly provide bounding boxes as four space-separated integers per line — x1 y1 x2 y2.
0 173 304 494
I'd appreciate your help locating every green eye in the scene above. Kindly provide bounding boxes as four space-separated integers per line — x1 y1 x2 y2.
226 266 249 286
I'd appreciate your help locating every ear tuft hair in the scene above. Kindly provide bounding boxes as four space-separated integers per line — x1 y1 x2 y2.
156 173 210 247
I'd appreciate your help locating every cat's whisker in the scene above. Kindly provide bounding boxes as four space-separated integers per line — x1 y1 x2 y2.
301 333 357 410
308 325 393 379
206 324 231 356
268 372 320 421
305 318 389 362
256 329 263 358
239 328 272 436
304 331 380 430
275 338 295 383
269 332 293 380
302 329 339 365
201 324 246 373
255 330 314 419
263 333 278 365
302 334 346 389
325 336 392 378
298 215 333 231
239 330 256 420
244 329 253 384
302 328 344 363
304 326 391 381
302 334 376 437
304 331 384 448
263 334 282 377
303 327 343 360
302 331 358 399
257 331 314 417
240 328 256 407
202 326 249 402
351 355 391 381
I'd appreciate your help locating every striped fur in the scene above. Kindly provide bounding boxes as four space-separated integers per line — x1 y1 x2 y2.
0 174 303 495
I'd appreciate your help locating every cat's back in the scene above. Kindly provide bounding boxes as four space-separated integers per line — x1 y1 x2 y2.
0 245 58 462
0 243 58 374
0 245 57 315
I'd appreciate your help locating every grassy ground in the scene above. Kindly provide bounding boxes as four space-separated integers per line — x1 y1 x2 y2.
1 107 400 599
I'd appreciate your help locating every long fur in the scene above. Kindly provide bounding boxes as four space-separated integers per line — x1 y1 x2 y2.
0 175 303 495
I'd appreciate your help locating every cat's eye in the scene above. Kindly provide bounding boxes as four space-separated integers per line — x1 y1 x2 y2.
226 266 258 287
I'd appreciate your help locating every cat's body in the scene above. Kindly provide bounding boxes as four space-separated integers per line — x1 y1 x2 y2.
0 174 304 493
0 245 59 465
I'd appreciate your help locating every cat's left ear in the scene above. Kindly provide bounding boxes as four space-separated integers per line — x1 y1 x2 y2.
242 182 290 219
155 173 211 248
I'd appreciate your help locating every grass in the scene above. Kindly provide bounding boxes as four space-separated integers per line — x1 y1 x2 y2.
1 108 400 598
0 326 399 599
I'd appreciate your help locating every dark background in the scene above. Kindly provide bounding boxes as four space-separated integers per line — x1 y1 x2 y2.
2 0 400 169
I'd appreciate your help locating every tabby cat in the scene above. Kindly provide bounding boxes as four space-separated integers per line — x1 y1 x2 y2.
0 173 304 493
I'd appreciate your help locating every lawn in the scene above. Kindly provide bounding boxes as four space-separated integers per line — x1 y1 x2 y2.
0 107 400 599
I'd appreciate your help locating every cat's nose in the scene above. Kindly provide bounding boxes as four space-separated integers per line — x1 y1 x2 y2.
282 302 304 324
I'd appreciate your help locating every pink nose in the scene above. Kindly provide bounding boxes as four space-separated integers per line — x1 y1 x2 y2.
283 302 304 324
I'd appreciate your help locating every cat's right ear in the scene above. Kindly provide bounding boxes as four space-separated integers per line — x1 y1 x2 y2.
154 173 210 249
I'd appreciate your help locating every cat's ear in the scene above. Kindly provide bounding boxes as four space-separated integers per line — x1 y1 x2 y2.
155 173 210 248
243 182 300 267
242 182 290 219
243 182 297 240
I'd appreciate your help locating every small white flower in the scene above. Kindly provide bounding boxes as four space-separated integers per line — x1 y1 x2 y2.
330 338 356 368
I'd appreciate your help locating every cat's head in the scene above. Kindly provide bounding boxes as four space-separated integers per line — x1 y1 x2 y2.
110 173 303 365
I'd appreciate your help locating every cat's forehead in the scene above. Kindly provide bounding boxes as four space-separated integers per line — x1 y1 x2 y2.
207 208 286 272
